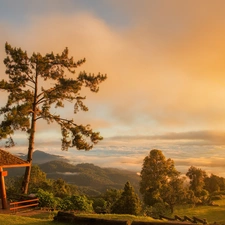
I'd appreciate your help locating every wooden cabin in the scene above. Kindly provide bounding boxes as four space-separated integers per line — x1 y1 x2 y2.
0 149 30 209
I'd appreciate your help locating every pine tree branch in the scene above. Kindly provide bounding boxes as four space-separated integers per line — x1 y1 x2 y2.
25 83 35 90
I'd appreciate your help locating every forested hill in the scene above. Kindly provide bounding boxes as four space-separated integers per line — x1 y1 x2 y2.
39 160 140 195
8 150 140 196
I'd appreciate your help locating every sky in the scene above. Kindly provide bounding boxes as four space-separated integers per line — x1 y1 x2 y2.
1 0 225 177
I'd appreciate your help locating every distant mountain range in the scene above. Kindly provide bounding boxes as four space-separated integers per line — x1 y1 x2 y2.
40 160 140 195
18 150 69 164
8 150 140 196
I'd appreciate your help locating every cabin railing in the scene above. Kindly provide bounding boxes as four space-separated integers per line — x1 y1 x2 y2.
10 198 39 213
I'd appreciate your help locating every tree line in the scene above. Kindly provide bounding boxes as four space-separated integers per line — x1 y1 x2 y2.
5 165 140 214
6 149 225 218
140 149 225 216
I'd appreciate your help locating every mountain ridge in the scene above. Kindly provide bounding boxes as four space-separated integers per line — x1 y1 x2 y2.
18 150 69 164
39 160 140 195
10 150 140 196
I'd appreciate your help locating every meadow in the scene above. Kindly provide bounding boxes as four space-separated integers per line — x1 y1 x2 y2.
0 213 64 225
0 212 163 225
173 197 225 224
1 196 225 225
1 202 225 225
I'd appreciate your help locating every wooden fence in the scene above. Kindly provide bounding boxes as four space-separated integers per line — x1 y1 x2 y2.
10 198 39 213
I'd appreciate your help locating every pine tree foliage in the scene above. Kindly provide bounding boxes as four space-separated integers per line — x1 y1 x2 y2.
0 42 106 150
0 43 107 193
111 181 141 215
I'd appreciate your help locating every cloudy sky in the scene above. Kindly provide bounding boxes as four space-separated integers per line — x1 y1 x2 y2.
1 0 225 176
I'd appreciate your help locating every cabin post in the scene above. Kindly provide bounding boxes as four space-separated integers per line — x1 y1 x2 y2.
0 167 8 209
0 149 31 209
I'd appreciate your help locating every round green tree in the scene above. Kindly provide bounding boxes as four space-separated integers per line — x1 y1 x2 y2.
140 149 180 207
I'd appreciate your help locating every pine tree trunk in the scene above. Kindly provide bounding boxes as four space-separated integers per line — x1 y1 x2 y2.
22 71 38 194
22 167 31 194
22 110 36 194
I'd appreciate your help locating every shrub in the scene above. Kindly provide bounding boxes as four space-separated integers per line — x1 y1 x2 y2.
36 189 57 209
144 202 170 218
92 197 108 213
70 195 93 212
60 195 93 212
60 197 75 211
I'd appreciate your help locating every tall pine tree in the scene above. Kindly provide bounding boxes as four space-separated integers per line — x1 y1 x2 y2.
0 43 107 193
111 181 141 215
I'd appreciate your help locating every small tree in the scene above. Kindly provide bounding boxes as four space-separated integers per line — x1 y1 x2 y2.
52 178 72 198
111 181 141 215
28 165 51 193
0 43 107 193
92 197 108 213
102 188 122 212
186 166 207 197
36 189 57 209
161 176 186 213
61 194 93 212
204 174 225 194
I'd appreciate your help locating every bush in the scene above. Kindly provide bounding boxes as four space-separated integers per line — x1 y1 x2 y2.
60 197 75 211
144 202 170 218
71 195 93 212
60 195 93 212
36 189 57 209
92 197 108 213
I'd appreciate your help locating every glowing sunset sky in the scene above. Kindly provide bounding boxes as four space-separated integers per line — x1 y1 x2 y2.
1 0 225 176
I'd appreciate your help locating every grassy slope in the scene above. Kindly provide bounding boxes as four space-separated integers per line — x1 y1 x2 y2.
173 198 225 224
1 197 225 225
0 213 163 225
77 213 164 222
0 214 67 225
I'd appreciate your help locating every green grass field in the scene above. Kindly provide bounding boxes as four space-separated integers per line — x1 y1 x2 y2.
173 197 225 224
0 213 66 225
75 213 164 222
0 212 163 225
1 197 225 225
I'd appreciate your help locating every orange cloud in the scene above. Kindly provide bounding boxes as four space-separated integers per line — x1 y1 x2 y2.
1 2 225 138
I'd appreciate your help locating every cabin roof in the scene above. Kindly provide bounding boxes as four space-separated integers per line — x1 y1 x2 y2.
0 149 30 168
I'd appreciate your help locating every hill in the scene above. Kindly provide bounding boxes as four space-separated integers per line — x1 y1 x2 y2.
6 150 140 196
39 160 140 195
